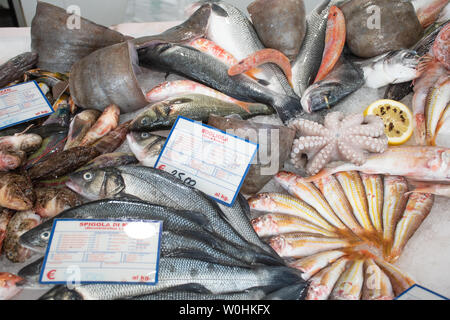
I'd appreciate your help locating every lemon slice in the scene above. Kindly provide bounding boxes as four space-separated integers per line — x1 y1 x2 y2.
364 99 413 146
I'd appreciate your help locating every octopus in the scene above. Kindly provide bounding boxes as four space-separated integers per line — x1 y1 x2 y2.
289 112 389 176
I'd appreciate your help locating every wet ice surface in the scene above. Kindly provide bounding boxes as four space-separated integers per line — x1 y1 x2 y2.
3 85 449 299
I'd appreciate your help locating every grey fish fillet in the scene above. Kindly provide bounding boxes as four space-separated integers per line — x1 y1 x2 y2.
39 257 305 300
138 42 302 124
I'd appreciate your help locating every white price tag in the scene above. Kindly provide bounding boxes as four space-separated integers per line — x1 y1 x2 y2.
0 81 53 130
154 116 258 206
396 284 448 300
40 219 162 285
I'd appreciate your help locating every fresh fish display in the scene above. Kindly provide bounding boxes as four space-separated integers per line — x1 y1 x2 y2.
0 52 38 88
0 133 42 171
0 172 35 211
413 0 449 28
130 94 273 131
425 75 450 145
78 152 138 172
269 232 354 258
127 132 165 167
292 0 338 97
300 56 365 113
274 172 346 230
0 208 13 254
289 250 346 280
248 193 336 232
3 210 41 263
335 171 375 234
374 258 416 296
0 273 23 300
306 146 450 184
64 109 101 150
34 187 81 218
329 259 364 300
247 0 306 60
204 1 297 97
355 50 420 89
79 105 120 147
306 257 349 300
341 0 423 58
360 173 384 234
251 213 337 238
138 43 300 123
91 121 129 155
313 175 364 235
362 259 394 300
146 80 254 112
388 193 434 262
228 49 294 87
314 6 346 83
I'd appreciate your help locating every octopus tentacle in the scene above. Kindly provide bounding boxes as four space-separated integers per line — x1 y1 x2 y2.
346 135 389 154
341 113 364 129
290 118 329 137
291 136 329 158
324 111 345 131
306 143 334 175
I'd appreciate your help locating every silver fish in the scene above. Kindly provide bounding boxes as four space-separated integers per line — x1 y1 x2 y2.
126 132 165 167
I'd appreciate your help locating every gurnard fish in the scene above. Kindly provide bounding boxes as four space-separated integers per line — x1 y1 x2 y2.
388 193 434 262
79 104 120 147
0 273 23 300
306 146 450 184
373 258 415 296
0 52 38 88
64 109 101 150
289 250 346 280
362 259 394 300
247 0 307 61
382 176 409 249
329 259 364 300
425 75 450 145
0 172 35 211
314 6 346 83
138 43 300 123
188 38 261 80
300 56 364 113
412 0 449 28
203 1 298 97
335 172 376 234
274 171 347 230
269 232 354 258
313 174 364 235
228 49 294 87
3 210 41 263
145 80 253 112
306 257 349 300
293 0 345 97
251 213 338 238
39 257 305 300
360 173 384 234
0 208 14 254
130 94 273 131
34 187 82 218
248 193 336 232
127 132 165 167
355 50 420 89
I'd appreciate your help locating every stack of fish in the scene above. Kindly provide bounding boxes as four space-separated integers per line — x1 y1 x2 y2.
15 167 307 300
248 170 436 300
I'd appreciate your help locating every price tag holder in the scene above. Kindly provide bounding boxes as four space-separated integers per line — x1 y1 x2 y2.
396 284 448 300
39 219 162 285
0 81 54 130
154 116 258 207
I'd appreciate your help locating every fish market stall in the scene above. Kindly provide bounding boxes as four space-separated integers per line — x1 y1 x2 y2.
0 0 449 301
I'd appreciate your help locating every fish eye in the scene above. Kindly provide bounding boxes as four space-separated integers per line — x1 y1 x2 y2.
41 231 50 240
141 117 149 125
83 172 93 181
141 132 149 139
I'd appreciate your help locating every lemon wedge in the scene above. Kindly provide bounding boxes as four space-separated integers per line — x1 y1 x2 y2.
364 99 413 146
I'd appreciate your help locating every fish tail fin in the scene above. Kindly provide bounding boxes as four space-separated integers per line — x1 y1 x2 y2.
266 266 306 290
264 283 308 300
272 95 303 124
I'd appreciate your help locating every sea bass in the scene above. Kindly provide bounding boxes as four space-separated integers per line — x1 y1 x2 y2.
127 132 166 167
138 43 300 123
306 146 450 183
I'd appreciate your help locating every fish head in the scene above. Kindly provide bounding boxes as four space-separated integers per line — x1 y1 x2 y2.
127 131 165 159
0 273 23 300
19 134 43 153
300 82 340 113
66 168 125 201
39 285 82 300
251 214 278 234
0 151 24 171
248 193 277 211
19 218 54 252
274 171 297 189
384 50 420 84
268 235 288 255
1 173 35 210
130 107 160 131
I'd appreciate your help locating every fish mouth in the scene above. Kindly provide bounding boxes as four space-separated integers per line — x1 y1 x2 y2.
65 179 82 195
